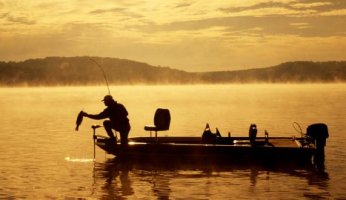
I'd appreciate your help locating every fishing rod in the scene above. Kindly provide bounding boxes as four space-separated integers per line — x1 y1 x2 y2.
88 57 111 95
75 57 112 160
87 57 111 159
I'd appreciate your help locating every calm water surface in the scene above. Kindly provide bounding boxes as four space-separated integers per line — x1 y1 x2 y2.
0 84 345 199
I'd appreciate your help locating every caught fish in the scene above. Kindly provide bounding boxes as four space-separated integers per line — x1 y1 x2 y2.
75 111 84 131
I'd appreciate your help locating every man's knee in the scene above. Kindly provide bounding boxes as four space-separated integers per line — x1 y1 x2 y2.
103 120 111 127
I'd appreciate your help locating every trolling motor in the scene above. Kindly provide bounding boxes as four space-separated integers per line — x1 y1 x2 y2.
91 125 102 159
306 123 329 170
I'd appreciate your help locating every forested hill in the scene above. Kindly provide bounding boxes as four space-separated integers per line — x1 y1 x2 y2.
0 57 345 86
198 61 346 83
0 57 195 86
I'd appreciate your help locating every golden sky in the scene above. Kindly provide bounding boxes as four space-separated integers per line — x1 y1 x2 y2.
1 0 345 71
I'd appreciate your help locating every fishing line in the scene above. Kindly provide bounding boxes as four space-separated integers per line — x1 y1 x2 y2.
88 57 111 95
292 122 304 137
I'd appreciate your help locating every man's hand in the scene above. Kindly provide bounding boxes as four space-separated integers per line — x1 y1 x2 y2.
81 111 88 117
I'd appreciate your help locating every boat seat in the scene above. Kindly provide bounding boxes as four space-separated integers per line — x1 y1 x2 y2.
144 108 171 140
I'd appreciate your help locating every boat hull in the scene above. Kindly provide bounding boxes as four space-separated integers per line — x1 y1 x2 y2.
96 136 315 167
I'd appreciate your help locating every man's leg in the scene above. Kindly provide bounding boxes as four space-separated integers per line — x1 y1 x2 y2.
119 124 130 146
119 131 129 146
103 120 116 140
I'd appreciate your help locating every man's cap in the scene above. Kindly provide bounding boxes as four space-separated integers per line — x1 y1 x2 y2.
102 95 113 102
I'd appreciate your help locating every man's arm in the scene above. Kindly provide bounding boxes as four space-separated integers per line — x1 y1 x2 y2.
82 110 107 120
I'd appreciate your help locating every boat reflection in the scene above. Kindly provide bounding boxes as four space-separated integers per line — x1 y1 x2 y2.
92 157 329 199
93 158 134 199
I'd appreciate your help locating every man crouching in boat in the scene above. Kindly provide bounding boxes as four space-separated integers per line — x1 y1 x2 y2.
81 95 130 146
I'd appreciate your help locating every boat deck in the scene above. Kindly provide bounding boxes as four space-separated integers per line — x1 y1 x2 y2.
128 136 311 148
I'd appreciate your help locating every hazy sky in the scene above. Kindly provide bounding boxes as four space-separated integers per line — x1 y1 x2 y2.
1 0 345 71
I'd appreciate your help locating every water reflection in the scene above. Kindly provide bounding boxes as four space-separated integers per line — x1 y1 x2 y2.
92 157 330 199
93 159 134 199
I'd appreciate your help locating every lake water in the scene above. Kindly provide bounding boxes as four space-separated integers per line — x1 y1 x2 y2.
0 84 345 199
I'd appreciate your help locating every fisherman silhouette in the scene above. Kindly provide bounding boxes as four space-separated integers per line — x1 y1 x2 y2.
81 95 130 146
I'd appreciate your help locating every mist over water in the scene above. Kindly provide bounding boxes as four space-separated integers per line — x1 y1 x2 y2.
0 84 345 199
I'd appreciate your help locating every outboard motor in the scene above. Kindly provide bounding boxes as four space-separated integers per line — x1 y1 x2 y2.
306 123 329 170
249 124 257 146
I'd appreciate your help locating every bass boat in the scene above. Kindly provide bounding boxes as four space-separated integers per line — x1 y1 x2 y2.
90 109 329 170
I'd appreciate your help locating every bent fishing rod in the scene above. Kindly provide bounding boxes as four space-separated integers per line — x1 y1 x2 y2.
88 57 111 95
84 57 112 159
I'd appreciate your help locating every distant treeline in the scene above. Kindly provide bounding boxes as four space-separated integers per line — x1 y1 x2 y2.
0 56 345 86
198 61 346 83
